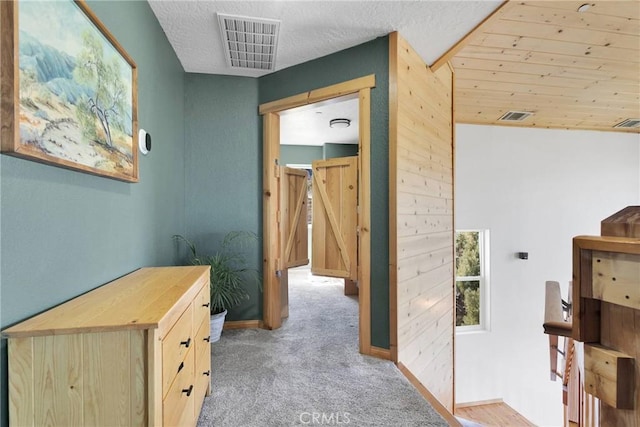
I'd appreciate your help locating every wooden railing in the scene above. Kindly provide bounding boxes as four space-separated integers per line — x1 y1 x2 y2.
551 207 640 426
563 340 599 427
544 281 600 427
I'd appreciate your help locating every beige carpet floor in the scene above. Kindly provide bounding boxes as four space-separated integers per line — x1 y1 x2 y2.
197 266 448 426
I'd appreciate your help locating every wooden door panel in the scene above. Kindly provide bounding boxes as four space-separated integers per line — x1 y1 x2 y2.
311 156 358 280
280 167 309 269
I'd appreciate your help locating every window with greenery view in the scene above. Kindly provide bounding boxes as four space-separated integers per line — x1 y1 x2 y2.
455 230 489 329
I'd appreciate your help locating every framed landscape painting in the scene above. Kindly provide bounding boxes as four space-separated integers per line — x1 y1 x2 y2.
1 0 138 182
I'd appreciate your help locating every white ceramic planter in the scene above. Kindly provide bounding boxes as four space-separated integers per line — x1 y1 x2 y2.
209 310 227 343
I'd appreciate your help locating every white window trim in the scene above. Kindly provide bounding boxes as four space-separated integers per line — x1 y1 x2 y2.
455 229 491 333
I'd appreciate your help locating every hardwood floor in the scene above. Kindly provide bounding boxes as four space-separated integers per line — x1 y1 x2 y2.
456 402 536 427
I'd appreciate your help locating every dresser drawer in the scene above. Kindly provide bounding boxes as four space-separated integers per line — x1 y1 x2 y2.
194 284 210 332
194 317 211 419
162 304 194 396
195 315 211 358
2 266 211 427
163 346 195 427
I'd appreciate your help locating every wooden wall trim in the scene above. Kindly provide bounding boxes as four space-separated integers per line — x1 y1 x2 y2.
262 112 281 330
457 120 639 134
448 60 457 413
430 0 509 71
259 80 373 356
456 398 504 409
398 363 462 426
446 61 455 75
388 31 400 364
0 1 17 153
258 75 376 114
223 320 263 330
368 346 392 361
358 87 372 356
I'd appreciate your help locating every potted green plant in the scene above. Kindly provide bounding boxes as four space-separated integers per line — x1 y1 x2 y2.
174 231 258 342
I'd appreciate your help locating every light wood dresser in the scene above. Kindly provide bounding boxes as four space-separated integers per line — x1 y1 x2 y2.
2 266 212 427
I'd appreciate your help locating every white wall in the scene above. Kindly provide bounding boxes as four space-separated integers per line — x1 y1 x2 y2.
454 124 640 427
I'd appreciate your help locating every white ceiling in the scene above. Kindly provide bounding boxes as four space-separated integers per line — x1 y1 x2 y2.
148 0 501 145
148 0 501 77
280 95 359 146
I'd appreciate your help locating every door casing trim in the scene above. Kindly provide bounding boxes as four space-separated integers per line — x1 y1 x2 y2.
259 75 375 355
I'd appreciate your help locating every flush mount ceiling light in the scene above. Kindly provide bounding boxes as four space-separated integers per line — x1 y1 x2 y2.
217 13 281 71
577 3 592 12
329 118 351 128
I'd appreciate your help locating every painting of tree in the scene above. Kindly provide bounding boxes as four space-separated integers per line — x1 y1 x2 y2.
1 0 138 182
74 30 128 148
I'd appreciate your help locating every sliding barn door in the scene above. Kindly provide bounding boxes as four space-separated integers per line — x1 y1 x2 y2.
280 167 309 268
311 156 358 280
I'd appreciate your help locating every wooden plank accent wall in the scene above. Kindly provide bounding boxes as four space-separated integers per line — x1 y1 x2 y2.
389 32 455 412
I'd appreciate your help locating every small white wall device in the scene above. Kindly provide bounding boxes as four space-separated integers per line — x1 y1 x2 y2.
139 129 152 155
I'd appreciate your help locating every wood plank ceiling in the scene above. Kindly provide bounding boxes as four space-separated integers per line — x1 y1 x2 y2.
451 1 640 133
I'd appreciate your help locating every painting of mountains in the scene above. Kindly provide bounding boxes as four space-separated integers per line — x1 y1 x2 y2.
5 0 137 182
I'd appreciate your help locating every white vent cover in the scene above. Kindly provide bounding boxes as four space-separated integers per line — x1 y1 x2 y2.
217 13 280 71
614 118 640 129
498 111 533 122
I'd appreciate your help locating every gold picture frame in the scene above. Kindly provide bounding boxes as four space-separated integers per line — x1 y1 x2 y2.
1 0 138 182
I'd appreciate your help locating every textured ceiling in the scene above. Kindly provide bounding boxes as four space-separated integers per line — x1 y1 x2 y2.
149 0 639 138
148 0 502 77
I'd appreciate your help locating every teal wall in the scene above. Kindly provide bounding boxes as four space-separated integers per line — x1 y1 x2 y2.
1 20 391 424
184 74 261 320
184 38 390 347
323 143 359 159
259 36 390 349
0 2 185 425
279 143 359 166
281 145 322 165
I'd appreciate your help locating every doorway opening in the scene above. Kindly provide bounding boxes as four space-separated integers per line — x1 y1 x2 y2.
280 94 360 327
259 75 375 355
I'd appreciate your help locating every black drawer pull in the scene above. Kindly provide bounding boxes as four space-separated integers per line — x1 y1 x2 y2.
182 385 193 397
180 337 191 348
203 336 211 343
203 370 211 376
177 361 184 373
202 302 210 308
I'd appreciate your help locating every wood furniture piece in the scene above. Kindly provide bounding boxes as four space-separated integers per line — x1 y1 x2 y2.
2 266 212 427
573 206 640 425
601 206 640 238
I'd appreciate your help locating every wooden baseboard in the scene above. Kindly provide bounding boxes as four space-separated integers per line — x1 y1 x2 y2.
344 279 359 296
368 346 392 360
223 320 263 330
397 362 461 427
456 398 504 409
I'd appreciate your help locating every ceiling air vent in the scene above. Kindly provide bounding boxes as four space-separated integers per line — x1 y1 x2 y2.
498 111 533 122
614 118 640 129
217 13 280 71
